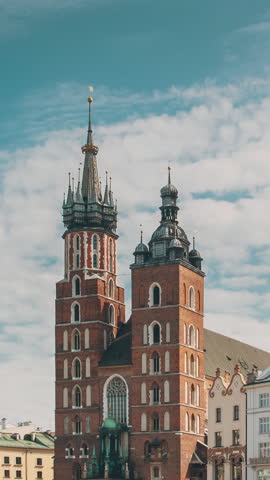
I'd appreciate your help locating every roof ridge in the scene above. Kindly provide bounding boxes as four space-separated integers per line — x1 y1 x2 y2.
205 328 270 355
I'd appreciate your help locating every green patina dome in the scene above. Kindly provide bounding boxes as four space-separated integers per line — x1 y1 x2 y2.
102 417 118 430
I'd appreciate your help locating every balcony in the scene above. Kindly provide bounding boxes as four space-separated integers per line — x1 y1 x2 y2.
249 457 270 465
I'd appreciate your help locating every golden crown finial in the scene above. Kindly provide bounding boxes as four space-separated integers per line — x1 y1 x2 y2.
88 85 94 103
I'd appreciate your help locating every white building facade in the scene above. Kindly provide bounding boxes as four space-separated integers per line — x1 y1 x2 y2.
207 365 246 480
246 367 270 480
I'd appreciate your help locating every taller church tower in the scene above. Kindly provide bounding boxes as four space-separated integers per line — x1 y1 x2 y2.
129 169 206 480
55 98 125 480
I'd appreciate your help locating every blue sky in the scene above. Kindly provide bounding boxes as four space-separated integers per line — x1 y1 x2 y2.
2 0 270 429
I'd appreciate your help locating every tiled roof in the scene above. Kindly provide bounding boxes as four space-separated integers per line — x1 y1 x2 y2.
0 432 54 450
99 324 270 378
204 328 270 379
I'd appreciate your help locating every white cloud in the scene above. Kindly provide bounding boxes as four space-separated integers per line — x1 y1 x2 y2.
2 80 270 427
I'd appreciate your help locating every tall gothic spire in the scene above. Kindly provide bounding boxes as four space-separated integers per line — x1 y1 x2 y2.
81 97 100 203
62 95 117 232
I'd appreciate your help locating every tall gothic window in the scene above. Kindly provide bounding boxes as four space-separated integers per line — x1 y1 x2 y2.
72 330 80 351
72 359 81 379
109 279 114 299
152 414 159 432
75 416 81 434
109 239 113 272
92 235 98 250
93 254 97 268
153 286 160 306
75 278 80 296
74 386 82 407
73 304 80 322
106 376 127 424
109 305 115 325
152 352 160 374
153 324 161 344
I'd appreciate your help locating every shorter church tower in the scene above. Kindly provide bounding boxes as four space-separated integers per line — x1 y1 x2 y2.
55 98 125 480
130 168 206 480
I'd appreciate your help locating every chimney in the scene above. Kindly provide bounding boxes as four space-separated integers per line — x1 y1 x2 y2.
247 368 258 384
1 418 7 429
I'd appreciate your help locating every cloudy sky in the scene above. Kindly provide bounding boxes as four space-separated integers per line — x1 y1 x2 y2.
1 0 270 429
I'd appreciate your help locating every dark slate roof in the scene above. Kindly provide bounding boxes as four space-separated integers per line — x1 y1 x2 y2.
99 324 132 367
204 328 270 379
98 324 270 376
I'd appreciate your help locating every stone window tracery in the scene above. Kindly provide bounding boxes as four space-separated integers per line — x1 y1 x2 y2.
105 376 128 424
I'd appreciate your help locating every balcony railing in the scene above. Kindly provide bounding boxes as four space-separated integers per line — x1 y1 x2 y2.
249 457 270 465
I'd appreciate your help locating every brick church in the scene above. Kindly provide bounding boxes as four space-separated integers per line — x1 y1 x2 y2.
54 97 240 480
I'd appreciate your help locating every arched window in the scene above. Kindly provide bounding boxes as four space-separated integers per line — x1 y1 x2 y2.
189 325 195 347
141 413 147 432
189 286 195 310
196 356 200 377
164 380 170 403
109 239 113 272
85 329 90 349
72 358 81 379
184 352 188 373
142 353 147 374
73 386 82 407
183 323 187 344
64 416 69 434
191 384 195 405
72 330 80 351
166 322 170 342
153 324 160 344
165 351 170 373
74 235 80 270
153 286 160 306
72 303 80 323
105 376 128 424
64 358 68 379
72 276 81 297
63 388 68 408
143 324 148 345
108 279 114 299
86 386 91 406
141 382 146 404
164 411 170 431
152 413 159 432
185 412 189 431
86 357 91 377
191 414 195 432
190 354 195 376
149 321 161 345
92 235 98 250
197 385 200 407
183 283 187 305
109 304 115 325
196 328 200 349
144 441 151 457
152 383 160 404
197 415 200 433
63 330 68 351
150 283 161 307
152 352 160 374
81 444 89 457
85 416 90 433
93 254 97 268
185 382 188 403
74 416 81 434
